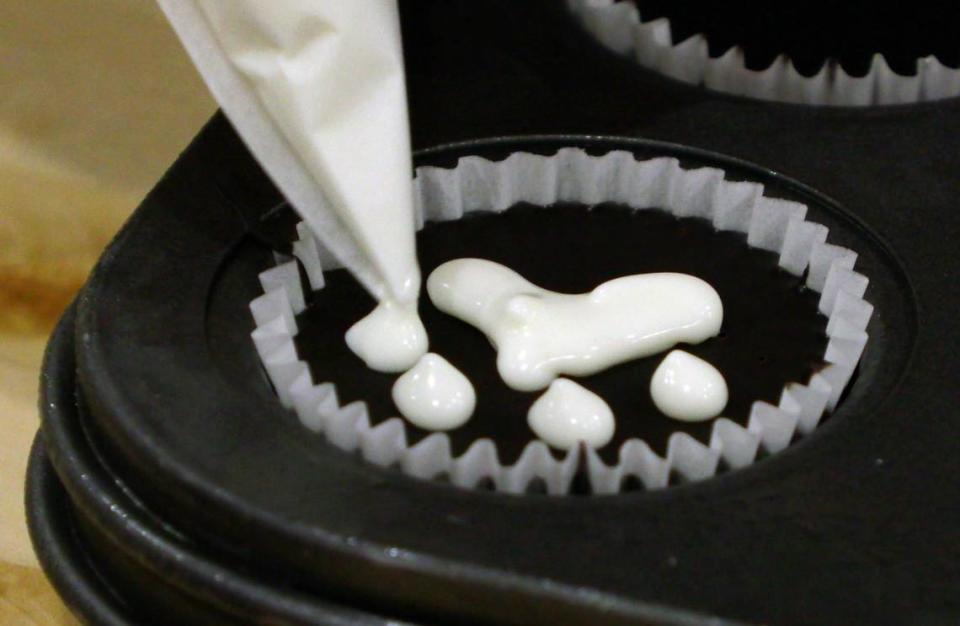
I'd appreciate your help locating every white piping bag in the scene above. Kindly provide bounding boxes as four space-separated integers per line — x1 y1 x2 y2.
157 0 420 305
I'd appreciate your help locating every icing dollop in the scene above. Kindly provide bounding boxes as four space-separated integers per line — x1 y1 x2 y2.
427 258 723 391
391 353 475 430
345 301 428 373
527 379 615 450
650 350 728 422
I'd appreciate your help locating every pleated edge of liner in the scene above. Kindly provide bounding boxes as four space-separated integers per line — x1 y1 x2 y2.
568 0 960 106
248 148 874 495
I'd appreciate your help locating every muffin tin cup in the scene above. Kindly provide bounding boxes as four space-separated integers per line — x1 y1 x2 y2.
251 146 874 494
567 0 960 106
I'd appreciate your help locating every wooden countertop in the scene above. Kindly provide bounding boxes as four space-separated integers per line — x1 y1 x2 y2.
0 1 213 621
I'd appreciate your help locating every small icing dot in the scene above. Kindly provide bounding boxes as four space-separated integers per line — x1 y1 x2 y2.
392 353 475 430
345 300 428 373
527 379 615 450
650 350 728 422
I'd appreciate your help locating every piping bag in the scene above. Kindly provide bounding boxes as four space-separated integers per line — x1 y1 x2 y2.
157 0 420 307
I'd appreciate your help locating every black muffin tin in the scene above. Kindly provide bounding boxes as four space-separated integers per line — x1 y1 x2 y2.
29 1 960 624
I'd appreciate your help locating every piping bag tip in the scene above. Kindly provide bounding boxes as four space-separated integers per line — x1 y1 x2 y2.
160 0 420 305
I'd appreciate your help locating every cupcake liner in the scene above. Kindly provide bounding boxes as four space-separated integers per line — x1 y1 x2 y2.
568 0 960 106
249 147 874 494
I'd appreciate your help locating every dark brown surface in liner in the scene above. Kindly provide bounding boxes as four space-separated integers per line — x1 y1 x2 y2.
628 1 960 76
295 204 827 464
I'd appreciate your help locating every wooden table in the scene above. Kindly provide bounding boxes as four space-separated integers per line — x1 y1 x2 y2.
0 1 213 621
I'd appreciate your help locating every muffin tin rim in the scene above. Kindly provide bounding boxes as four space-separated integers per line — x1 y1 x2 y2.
70 127 921 626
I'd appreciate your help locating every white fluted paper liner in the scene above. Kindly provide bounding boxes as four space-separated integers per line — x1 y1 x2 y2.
568 0 960 106
249 148 874 494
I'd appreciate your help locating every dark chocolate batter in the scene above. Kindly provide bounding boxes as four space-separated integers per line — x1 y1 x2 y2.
295 204 827 464
627 1 960 76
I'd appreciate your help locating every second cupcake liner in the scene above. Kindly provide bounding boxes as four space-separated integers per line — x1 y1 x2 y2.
568 0 960 106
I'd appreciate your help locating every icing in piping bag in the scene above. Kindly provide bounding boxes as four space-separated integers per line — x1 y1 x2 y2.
157 0 421 304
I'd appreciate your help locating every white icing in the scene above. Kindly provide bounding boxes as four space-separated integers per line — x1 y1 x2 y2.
392 354 475 431
650 350 728 422
345 301 428 373
427 259 723 391
165 0 432 375
180 0 421 305
527 379 614 450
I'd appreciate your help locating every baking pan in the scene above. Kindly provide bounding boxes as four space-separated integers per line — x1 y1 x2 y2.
73 125 945 626
26 437 133 626
31 0 960 624
35 304 432 625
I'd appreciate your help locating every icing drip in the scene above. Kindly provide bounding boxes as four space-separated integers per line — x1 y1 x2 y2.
527 379 615 450
650 350 728 422
188 0 422 305
427 258 723 391
392 353 475 430
177 1 432 372
345 301 428 373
